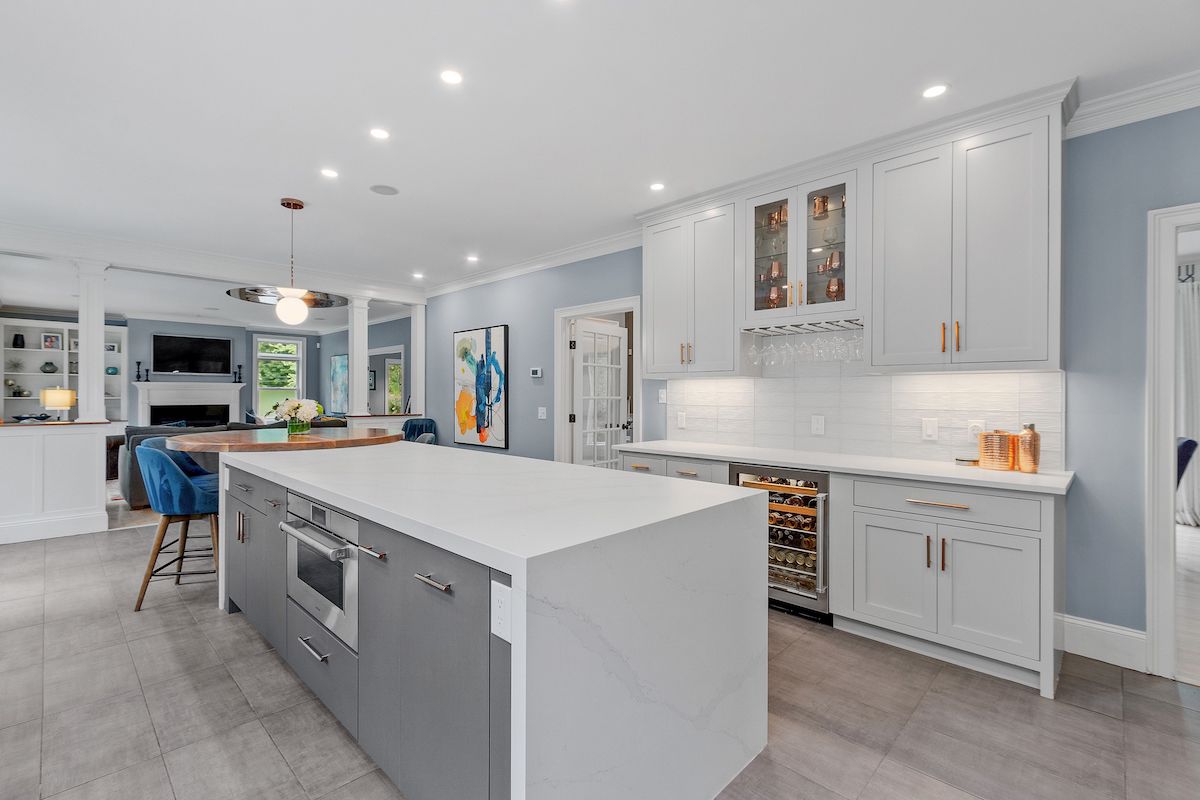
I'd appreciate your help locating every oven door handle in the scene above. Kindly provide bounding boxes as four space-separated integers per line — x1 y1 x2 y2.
815 492 828 595
279 520 355 562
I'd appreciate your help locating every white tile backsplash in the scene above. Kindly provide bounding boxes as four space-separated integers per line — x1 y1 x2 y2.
665 368 1065 470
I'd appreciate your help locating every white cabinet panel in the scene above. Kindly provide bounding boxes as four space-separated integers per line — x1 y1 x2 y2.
43 432 103 514
644 218 690 375
871 146 953 367
952 119 1050 364
852 512 938 633
937 525 1040 659
690 206 736 372
0 435 40 519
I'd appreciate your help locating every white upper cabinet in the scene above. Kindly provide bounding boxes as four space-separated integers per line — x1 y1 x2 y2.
871 146 953 367
951 119 1050 364
643 204 738 375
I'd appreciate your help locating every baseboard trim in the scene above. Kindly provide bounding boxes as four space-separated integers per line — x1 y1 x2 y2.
0 511 109 544
1055 613 1147 672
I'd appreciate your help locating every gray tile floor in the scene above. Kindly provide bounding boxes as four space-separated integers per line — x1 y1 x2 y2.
3 524 1200 799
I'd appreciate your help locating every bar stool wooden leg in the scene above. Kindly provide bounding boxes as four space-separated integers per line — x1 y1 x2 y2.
175 519 190 585
136 515 172 611
209 513 220 567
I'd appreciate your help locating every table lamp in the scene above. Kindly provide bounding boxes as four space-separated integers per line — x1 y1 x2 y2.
40 386 77 421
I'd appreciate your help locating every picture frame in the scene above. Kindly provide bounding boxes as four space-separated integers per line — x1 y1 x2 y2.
453 324 509 449
368 369 377 391
103 342 119 353
69 338 79 352
41 333 62 351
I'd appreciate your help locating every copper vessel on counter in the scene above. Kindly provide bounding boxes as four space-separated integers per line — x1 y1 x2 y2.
1017 423 1041 473
979 430 1016 471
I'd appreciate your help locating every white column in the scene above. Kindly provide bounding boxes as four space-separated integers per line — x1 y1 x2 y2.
348 296 370 416
409 303 425 415
75 260 109 422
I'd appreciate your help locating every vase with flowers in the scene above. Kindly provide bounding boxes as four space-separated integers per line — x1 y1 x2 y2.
272 398 322 434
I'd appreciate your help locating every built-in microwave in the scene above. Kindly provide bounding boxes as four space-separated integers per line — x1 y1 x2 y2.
282 493 361 651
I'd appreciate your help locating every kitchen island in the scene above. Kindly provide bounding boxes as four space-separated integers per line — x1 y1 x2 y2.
218 442 766 800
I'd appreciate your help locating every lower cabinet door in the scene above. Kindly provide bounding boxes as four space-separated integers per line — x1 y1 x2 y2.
245 503 286 652
937 525 1040 659
398 535 492 800
286 599 359 736
356 521 403 785
225 496 252 613
852 512 938 633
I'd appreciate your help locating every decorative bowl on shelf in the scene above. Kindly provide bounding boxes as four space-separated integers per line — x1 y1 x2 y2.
105 366 119 375
12 413 51 423
40 361 59 374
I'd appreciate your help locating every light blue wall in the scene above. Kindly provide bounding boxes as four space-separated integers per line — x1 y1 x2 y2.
1063 106 1200 630
426 247 664 460
317 316 412 412
126 318 250 416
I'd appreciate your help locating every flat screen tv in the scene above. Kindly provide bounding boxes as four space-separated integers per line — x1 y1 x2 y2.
151 334 233 375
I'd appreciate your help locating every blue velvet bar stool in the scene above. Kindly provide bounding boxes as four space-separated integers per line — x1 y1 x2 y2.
402 417 437 444
133 436 220 611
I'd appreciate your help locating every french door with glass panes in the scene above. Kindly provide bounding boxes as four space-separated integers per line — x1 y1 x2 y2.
571 319 628 469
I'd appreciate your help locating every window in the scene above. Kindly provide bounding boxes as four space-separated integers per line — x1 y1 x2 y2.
254 335 305 415
386 357 404 414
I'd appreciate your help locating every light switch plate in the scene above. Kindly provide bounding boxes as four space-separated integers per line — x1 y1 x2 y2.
677 410 687 429
811 415 825 436
491 581 512 643
967 419 986 441
537 406 547 420
922 418 939 441
658 388 667 404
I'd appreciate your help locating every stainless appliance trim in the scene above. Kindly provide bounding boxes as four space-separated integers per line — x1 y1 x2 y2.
285 491 359 652
280 520 356 562
296 635 330 663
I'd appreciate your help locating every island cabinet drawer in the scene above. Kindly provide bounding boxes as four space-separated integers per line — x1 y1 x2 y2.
286 598 359 737
852 479 1042 532
667 458 714 481
226 468 286 517
622 454 666 475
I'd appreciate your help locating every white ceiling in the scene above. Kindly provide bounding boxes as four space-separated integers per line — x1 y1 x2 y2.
0 255 409 334
1 0 1199 293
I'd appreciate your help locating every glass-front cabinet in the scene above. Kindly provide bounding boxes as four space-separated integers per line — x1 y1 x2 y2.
746 171 856 323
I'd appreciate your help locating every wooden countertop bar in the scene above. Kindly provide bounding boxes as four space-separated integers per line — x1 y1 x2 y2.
166 427 403 452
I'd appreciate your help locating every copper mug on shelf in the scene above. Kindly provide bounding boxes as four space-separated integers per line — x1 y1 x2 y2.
768 259 783 280
825 277 845 301
767 285 783 308
812 195 829 219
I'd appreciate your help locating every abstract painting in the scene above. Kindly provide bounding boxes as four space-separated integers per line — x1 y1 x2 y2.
453 325 508 448
329 353 349 414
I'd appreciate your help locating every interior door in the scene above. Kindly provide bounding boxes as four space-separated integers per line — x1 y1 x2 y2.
871 145 953 366
937 525 1040 659
572 318 628 469
689 204 736 372
951 119 1050 364
852 512 938 632
643 218 690 374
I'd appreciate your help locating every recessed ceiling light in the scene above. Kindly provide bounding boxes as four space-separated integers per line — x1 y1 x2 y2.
412 272 424 279
320 168 338 178
649 182 665 192
466 254 479 263
440 70 463 85
370 184 399 196
922 84 948 99
369 128 390 140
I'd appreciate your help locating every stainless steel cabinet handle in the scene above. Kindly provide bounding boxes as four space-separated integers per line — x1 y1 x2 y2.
926 535 932 569
414 573 452 592
237 511 244 543
815 493 828 595
941 538 947 571
265 498 281 508
687 343 693 363
675 469 698 477
357 544 387 561
234 483 252 493
278 521 355 561
905 498 970 511
296 635 329 663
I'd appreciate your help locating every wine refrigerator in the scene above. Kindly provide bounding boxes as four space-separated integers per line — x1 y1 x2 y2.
730 464 830 619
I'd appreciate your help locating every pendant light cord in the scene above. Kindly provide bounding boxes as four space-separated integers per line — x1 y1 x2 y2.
289 207 295 289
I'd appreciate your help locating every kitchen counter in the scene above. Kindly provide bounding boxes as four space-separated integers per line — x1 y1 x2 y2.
220 442 766 800
615 439 1075 495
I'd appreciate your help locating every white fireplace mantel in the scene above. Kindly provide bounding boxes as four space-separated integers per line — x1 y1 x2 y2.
132 382 244 426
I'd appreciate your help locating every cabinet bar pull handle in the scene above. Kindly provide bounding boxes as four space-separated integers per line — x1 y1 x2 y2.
680 343 685 365
236 511 244 543
926 535 932 569
265 498 281 508
415 573 452 592
955 320 961 352
787 282 793 306
675 469 698 477
630 464 651 471
941 538 947 571
687 343 693 363
905 498 970 510
234 483 252 493
357 544 387 561
941 322 946 353
296 635 329 663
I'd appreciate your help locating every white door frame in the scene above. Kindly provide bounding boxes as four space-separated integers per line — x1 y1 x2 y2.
553 296 641 463
1145 201 1200 678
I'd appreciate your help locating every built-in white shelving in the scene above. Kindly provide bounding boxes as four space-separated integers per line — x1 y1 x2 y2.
1 317 128 421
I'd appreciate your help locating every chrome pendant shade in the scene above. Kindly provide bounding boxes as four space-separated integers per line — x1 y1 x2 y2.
227 198 348 325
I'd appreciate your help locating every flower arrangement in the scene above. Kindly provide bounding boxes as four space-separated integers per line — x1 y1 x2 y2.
272 398 323 434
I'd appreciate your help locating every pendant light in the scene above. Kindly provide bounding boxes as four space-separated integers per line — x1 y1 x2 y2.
227 198 348 321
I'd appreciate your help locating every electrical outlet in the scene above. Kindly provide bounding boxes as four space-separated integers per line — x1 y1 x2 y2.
677 410 687 429
811 414 825 436
922 418 939 441
537 406 547 420
967 419 986 441
658 388 667 404
490 581 512 643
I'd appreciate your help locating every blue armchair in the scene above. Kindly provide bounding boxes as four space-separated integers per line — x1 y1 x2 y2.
132 437 220 610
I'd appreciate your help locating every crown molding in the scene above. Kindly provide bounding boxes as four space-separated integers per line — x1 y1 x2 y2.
636 79 1076 226
0 220 426 305
425 228 642 297
317 308 414 337
1065 68 1200 139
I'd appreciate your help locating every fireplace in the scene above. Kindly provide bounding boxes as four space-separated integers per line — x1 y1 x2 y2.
150 404 230 427
132 381 243 426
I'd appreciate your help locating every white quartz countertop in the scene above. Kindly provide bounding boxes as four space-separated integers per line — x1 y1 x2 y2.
614 440 1075 495
222 442 760 575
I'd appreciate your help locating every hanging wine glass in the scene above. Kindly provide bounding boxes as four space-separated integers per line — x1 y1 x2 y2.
748 340 761 366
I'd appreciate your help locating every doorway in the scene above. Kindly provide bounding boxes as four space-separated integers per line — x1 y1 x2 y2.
1173 225 1200 685
367 346 405 415
553 296 641 465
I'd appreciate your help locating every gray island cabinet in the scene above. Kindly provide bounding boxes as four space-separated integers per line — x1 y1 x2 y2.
218 443 765 800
